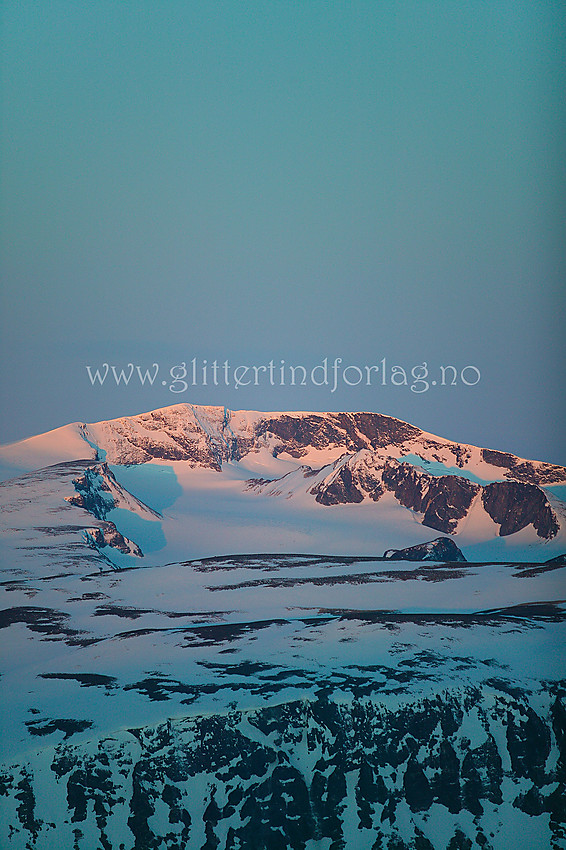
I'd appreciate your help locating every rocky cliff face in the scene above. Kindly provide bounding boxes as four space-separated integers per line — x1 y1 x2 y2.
84 407 426 468
309 452 482 535
255 411 423 457
65 462 160 521
481 448 566 485
81 404 566 545
87 406 237 468
381 464 559 540
84 404 566 485
85 522 143 557
311 452 385 506
482 481 560 539
297 455 560 540
1 687 563 850
64 462 159 558
381 461 480 534
26 404 556 552
2 403 564 568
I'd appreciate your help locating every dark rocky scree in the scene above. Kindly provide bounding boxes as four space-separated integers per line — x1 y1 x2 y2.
383 537 467 562
1 688 564 849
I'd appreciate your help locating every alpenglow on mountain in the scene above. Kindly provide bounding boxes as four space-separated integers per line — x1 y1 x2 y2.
1 404 565 849
0 403 564 570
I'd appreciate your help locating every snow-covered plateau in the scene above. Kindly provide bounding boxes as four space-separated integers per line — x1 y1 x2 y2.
0 404 564 849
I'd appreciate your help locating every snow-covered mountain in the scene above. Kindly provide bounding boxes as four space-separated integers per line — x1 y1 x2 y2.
3 403 563 484
1 404 565 848
1 403 565 568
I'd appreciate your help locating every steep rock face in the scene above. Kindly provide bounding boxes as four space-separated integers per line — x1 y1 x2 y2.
88 406 234 468
64 463 160 560
65 464 119 519
80 405 566 495
256 411 422 458
1 689 564 850
381 461 480 534
311 452 384 506
65 463 160 521
384 537 466 562
482 481 559 539
312 464 365 505
85 522 143 557
251 448 562 543
86 408 430 467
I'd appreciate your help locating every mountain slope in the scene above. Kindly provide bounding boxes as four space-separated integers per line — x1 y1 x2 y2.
1 406 565 848
1 403 565 566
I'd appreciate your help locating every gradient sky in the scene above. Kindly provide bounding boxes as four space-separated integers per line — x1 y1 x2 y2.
1 1 564 463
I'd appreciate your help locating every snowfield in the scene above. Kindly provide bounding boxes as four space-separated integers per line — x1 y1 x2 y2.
0 404 565 848
1 403 565 567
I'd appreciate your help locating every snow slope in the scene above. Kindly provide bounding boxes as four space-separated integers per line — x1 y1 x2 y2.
0 551 565 848
1 404 565 566
0 423 96 481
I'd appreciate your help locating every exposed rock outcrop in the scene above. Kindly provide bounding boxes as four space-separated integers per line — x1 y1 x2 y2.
251 446 561 541
65 463 160 521
256 412 422 458
64 463 159 560
481 448 566 485
312 464 365 505
311 452 384 506
85 522 143 557
482 481 559 539
40 405 563 549
384 537 467 562
381 461 480 534
65 464 118 519
1 689 564 849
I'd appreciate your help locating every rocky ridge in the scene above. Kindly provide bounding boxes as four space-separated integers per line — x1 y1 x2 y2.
83 404 566 486
253 452 560 540
1 687 564 850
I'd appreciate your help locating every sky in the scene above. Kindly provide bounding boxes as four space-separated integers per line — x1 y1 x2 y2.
1 0 564 463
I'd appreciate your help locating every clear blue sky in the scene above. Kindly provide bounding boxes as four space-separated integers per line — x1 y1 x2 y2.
1 1 564 463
